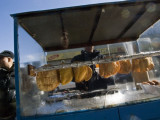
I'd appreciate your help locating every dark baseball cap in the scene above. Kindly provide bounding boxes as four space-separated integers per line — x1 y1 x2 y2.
0 50 14 59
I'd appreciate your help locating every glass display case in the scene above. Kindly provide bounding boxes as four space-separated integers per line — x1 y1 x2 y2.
11 0 160 120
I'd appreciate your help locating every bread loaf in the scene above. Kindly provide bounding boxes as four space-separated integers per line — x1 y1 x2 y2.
118 60 132 74
132 59 140 72
132 57 154 72
73 65 88 83
84 66 92 81
99 62 120 78
140 57 154 72
36 70 59 91
59 67 73 85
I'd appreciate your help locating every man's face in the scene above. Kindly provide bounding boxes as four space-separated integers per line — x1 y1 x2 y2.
85 46 94 52
0 57 13 70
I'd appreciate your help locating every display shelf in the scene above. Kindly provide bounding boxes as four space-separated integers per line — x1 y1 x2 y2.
35 50 160 72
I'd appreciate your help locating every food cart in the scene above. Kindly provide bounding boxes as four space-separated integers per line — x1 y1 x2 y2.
11 0 160 120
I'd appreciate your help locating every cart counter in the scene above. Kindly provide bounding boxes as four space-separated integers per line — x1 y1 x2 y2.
11 0 160 120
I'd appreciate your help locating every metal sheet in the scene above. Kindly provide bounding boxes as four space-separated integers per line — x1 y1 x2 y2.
11 0 160 51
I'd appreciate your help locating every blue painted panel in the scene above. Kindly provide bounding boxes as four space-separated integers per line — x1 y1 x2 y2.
119 100 160 120
21 108 119 120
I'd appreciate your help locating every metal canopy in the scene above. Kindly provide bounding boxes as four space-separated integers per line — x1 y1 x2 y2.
11 0 160 52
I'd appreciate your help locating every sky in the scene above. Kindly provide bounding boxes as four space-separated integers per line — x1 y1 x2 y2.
0 0 125 53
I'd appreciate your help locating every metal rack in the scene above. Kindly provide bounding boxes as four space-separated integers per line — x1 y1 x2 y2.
35 50 160 72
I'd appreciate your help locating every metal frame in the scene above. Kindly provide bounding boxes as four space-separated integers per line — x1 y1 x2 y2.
14 17 21 120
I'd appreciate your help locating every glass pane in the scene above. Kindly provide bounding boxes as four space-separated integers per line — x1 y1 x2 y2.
18 25 46 116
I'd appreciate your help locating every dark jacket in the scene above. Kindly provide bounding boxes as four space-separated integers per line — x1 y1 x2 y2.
71 50 114 91
0 66 16 119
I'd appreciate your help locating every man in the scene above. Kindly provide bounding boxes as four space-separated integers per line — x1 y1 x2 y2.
0 50 16 120
71 46 114 91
